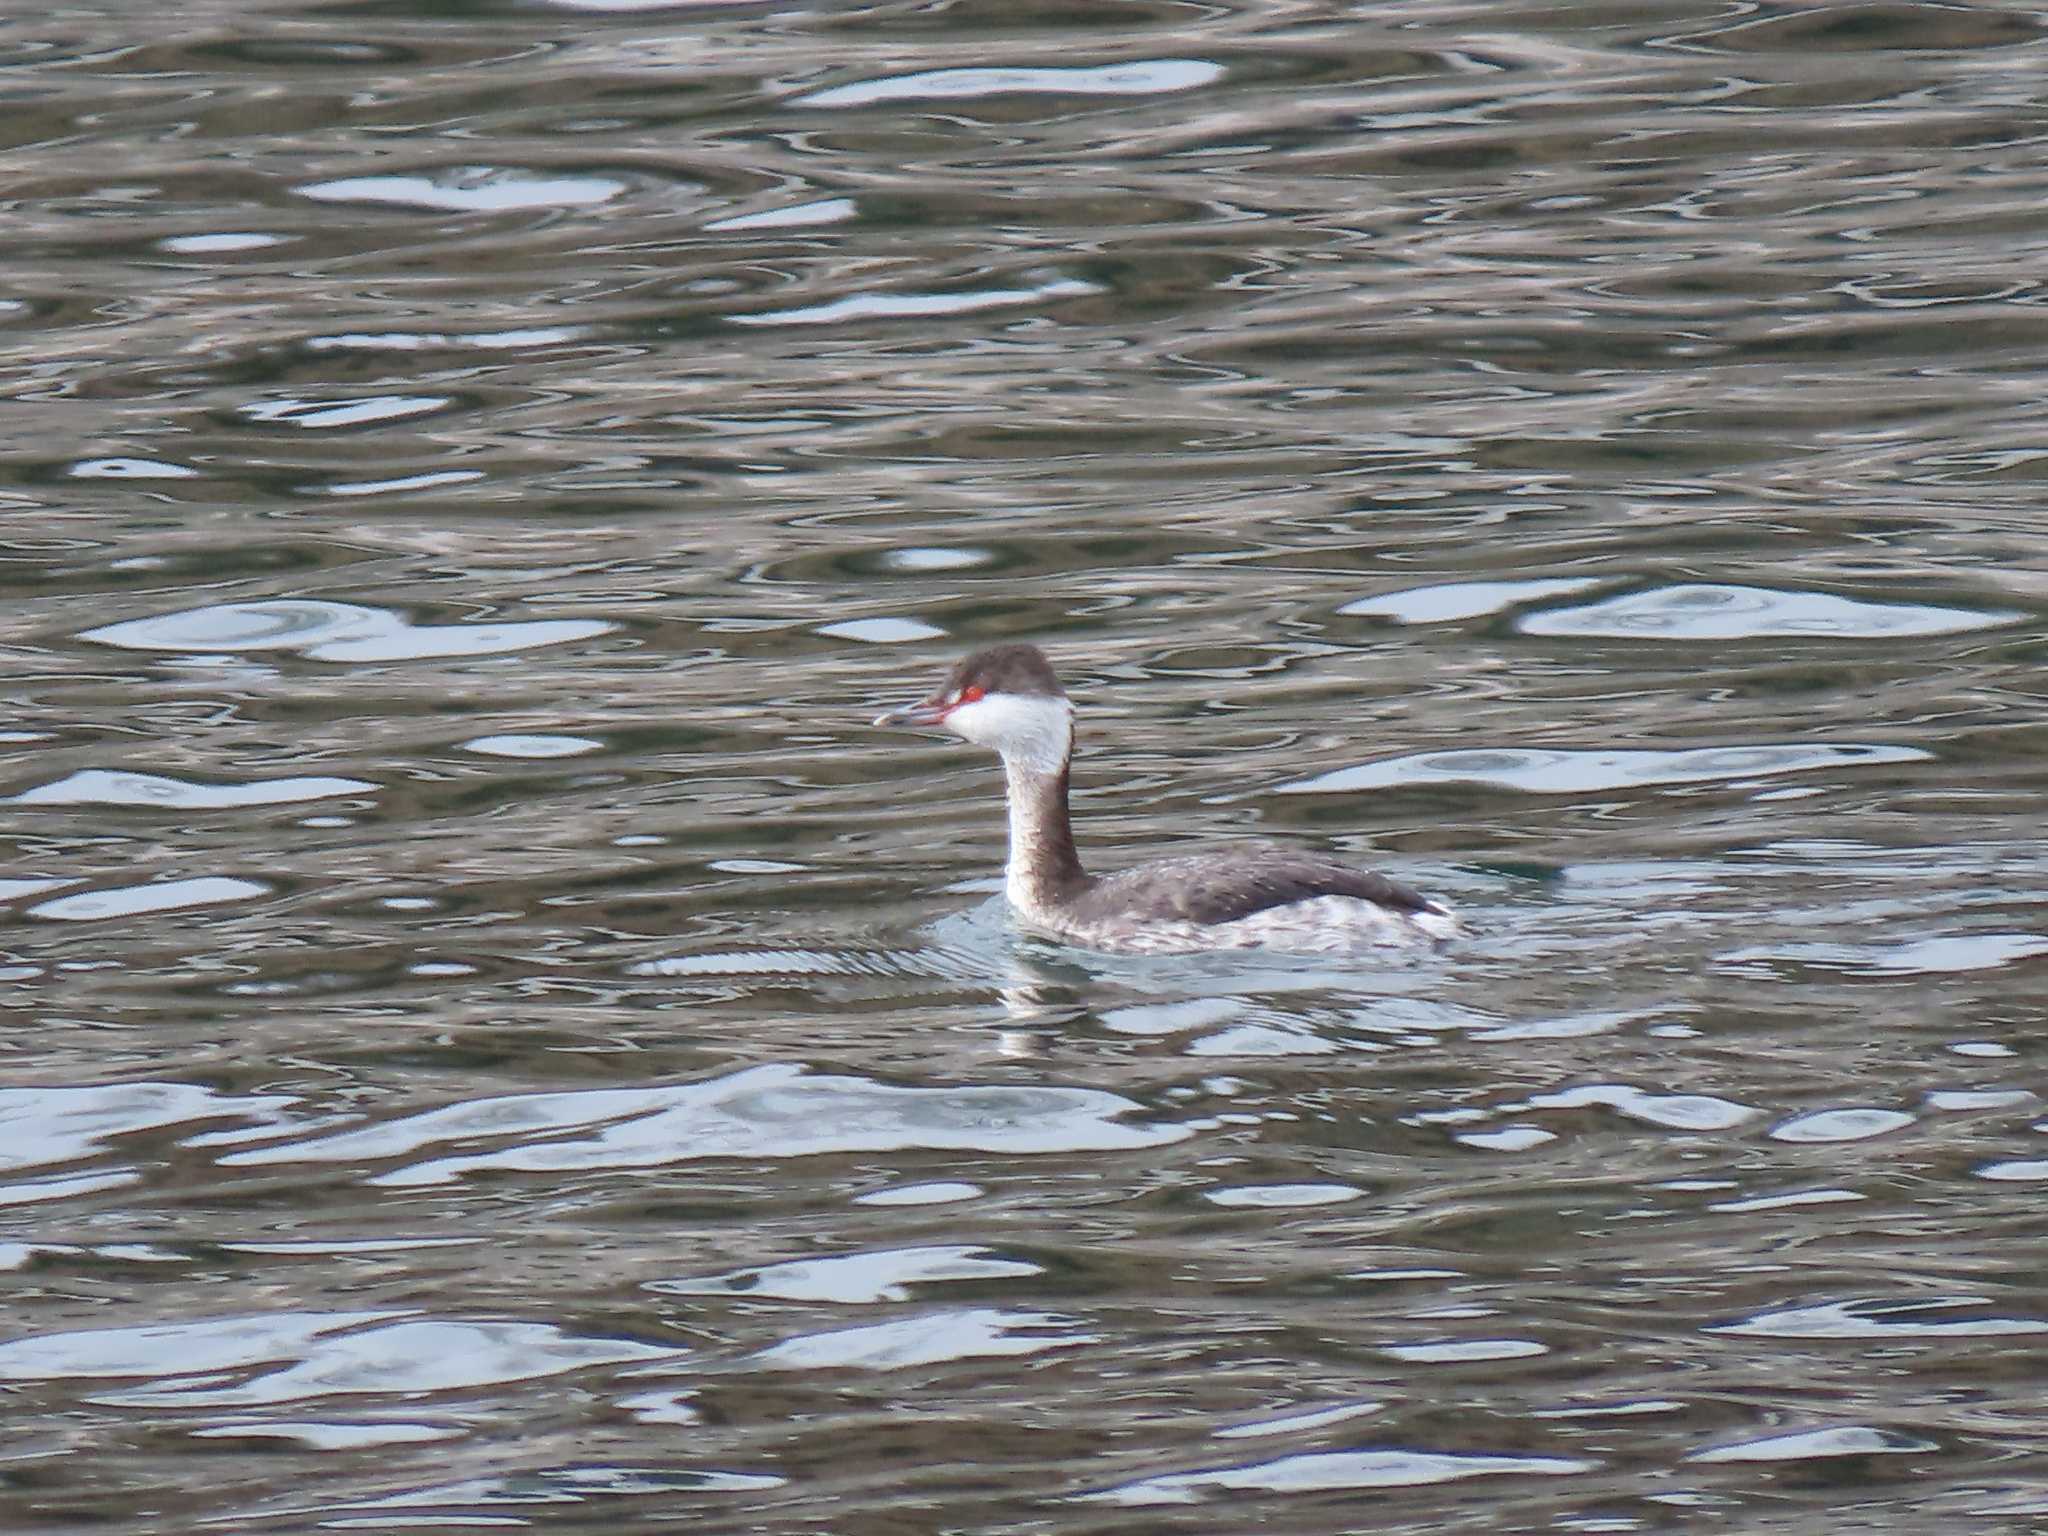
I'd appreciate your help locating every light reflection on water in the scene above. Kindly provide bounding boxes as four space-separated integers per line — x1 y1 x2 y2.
3 0 2048 1529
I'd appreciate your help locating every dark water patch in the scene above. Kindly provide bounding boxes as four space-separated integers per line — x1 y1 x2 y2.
1667 4 2044 55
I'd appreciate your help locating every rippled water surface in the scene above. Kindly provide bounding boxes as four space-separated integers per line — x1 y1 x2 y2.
6 0 2048 1529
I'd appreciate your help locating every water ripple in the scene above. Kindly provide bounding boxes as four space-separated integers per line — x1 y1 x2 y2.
28 875 269 922
0 1081 297 1174
80 599 614 662
1688 1426 1939 1463
1079 1448 1594 1506
1280 743 1930 796
750 1308 1092 1371
218 1064 1190 1185
297 168 629 212
0 1311 685 1409
8 770 375 809
1338 577 1605 624
1519 1085 1758 1132
1712 1298 2048 1340
653 1244 1038 1304
1769 1107 1916 1143
795 60 1227 110
1519 583 2022 640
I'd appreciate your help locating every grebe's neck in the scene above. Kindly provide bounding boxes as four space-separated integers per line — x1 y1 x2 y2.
1002 757 1086 914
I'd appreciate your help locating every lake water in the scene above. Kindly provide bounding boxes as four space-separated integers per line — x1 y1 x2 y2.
4 0 2047 1529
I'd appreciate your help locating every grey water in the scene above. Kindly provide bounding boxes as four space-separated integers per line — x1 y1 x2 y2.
4 0 2048 1529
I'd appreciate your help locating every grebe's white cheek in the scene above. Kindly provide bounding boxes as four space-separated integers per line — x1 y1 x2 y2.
947 692 1071 773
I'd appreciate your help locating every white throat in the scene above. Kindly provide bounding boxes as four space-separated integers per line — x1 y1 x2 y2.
945 691 1072 776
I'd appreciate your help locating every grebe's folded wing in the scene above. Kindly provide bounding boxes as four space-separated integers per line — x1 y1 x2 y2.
1067 846 1439 928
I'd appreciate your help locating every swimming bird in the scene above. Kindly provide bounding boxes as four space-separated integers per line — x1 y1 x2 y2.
874 643 1458 954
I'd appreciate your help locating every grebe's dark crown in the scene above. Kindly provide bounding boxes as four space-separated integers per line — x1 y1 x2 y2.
946 643 1064 701
873 642 1068 731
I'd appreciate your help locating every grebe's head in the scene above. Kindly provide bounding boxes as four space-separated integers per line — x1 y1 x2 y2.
874 643 1072 773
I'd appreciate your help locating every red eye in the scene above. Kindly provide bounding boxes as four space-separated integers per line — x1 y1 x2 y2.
958 685 985 705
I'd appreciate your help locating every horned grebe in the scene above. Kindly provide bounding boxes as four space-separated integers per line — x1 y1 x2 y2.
874 644 1459 955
